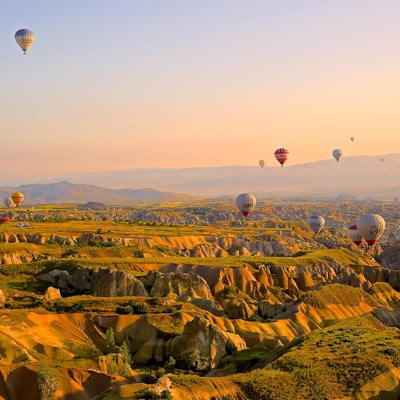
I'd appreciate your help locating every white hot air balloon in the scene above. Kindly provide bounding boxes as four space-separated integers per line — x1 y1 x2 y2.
348 224 363 247
308 215 325 234
235 193 256 218
350 137 355 142
4 197 15 208
357 214 386 246
332 149 343 162
15 29 35 54
259 160 265 168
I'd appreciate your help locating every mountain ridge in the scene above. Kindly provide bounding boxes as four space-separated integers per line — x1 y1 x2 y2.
57 154 400 198
0 181 196 205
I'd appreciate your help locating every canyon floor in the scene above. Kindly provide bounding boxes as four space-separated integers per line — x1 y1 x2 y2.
0 200 399 399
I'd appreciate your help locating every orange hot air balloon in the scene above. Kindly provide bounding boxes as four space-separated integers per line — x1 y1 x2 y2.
11 192 24 207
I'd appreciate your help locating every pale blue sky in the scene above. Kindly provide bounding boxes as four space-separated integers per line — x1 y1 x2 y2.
1 1 399 180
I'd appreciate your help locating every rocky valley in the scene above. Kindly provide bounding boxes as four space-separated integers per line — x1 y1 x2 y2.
0 201 398 399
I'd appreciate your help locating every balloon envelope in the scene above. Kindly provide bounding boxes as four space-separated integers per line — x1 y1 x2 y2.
380 158 384 162
348 224 363 246
350 137 355 142
11 192 24 207
308 215 325 234
258 160 265 168
235 193 256 217
332 149 342 162
274 148 289 167
0 217 12 223
357 214 385 246
15 29 35 54
4 197 15 208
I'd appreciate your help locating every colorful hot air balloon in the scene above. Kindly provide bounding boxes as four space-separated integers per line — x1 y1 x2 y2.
4 197 15 208
11 192 24 207
235 193 256 217
274 148 289 167
357 214 385 246
308 215 325 234
332 149 342 162
0 217 12 224
348 224 363 246
259 160 265 168
15 29 35 54
350 137 355 142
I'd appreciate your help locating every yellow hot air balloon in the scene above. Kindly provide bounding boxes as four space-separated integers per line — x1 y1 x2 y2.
15 29 35 54
11 192 24 207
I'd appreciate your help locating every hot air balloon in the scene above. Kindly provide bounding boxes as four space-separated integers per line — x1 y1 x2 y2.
380 158 384 163
332 149 342 162
357 214 385 246
274 148 289 167
259 160 265 168
308 215 325 234
350 137 355 142
4 197 15 208
15 29 35 54
235 193 256 217
0 217 12 224
348 224 363 246
11 192 24 207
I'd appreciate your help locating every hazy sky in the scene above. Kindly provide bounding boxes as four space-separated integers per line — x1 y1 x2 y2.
1 0 400 179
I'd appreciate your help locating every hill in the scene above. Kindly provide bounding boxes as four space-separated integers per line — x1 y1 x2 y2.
54 154 400 199
0 181 196 205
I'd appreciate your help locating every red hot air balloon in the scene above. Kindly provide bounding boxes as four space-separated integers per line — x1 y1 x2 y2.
0 217 12 223
348 224 363 246
274 148 289 167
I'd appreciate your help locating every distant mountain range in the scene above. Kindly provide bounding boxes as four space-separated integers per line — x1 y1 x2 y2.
0 181 196 205
1 154 399 203
55 154 399 199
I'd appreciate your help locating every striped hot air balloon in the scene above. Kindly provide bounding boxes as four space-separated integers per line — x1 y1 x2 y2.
274 148 289 167
235 193 256 217
348 224 363 246
11 192 24 207
15 29 35 54
357 214 385 246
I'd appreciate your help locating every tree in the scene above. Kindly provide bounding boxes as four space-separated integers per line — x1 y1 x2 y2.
105 327 116 354
37 365 60 400
119 340 132 376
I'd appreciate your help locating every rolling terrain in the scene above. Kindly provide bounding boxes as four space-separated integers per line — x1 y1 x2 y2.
0 201 398 399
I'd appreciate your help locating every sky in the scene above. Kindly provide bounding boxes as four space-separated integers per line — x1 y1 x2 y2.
1 0 400 181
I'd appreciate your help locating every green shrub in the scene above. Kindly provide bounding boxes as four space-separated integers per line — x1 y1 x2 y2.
128 300 149 314
147 297 163 307
37 365 60 400
165 356 176 373
116 305 133 315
